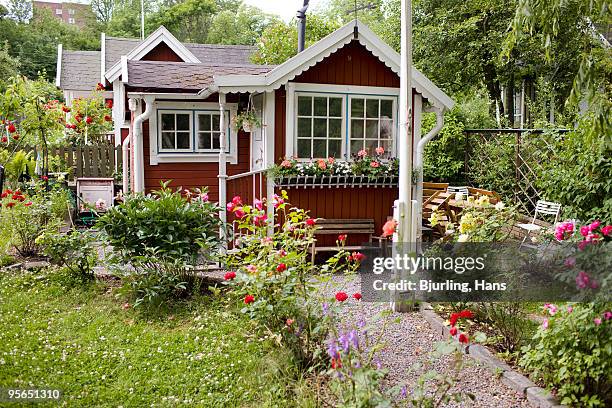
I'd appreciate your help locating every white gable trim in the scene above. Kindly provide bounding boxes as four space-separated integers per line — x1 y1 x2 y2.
213 20 454 111
105 26 200 82
55 44 63 87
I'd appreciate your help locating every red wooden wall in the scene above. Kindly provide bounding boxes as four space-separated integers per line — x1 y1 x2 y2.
141 42 183 62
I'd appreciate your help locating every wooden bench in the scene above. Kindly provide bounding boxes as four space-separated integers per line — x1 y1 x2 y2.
310 218 376 262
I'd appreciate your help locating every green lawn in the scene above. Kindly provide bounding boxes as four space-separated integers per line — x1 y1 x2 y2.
0 269 300 407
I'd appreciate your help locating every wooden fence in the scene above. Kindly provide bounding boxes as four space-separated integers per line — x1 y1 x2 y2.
23 145 124 183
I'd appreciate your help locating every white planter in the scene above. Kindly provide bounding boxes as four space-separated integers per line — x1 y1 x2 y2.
242 122 252 133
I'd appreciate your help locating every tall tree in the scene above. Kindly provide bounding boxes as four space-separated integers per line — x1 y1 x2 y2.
207 4 277 45
5 0 31 23
148 0 217 43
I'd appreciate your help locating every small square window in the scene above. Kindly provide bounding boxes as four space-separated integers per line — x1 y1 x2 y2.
55 9 63 15
68 9 75 15
68 18 75 24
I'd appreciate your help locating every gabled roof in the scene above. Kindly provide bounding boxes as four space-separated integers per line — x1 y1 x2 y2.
213 20 455 111
57 50 101 91
126 61 273 92
104 26 257 83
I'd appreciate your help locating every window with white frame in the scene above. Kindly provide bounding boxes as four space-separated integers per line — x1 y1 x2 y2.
349 97 394 155
296 95 343 158
55 8 63 14
68 9 75 15
160 111 192 151
157 109 230 154
196 112 221 151
68 17 75 24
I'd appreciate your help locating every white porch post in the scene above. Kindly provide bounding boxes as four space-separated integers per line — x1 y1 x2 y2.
218 92 228 253
392 0 416 312
264 90 276 236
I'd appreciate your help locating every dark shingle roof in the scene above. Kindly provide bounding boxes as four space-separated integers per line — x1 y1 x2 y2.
105 37 257 70
60 50 101 91
126 61 273 91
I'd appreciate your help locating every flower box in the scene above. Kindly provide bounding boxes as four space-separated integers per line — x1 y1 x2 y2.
275 174 398 188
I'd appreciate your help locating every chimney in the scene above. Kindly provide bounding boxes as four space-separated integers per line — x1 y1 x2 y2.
297 0 310 53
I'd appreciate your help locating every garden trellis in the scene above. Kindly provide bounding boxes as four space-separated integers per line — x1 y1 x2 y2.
464 129 569 216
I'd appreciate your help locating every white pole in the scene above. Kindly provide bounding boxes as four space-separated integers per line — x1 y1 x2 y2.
218 92 228 254
392 0 415 313
141 0 145 40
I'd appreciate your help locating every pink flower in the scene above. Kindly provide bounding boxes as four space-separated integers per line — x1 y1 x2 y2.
232 195 242 205
357 149 368 158
543 303 558 316
273 194 284 208
253 214 267 226
594 318 602 326
567 306 573 313
576 271 598 289
199 193 209 202
382 219 397 237
370 161 380 168
375 146 385 155
588 220 601 232
254 198 263 211
603 311 612 320
564 257 576 268
338 234 347 243
234 208 245 218
351 252 366 262
327 157 335 164
555 221 575 241
542 319 549 329
246 264 257 274
577 240 590 251
122 302 130 310
580 225 589 237
280 160 292 168
601 225 612 236
262 237 273 245
317 159 327 170
277 249 287 257
226 202 235 212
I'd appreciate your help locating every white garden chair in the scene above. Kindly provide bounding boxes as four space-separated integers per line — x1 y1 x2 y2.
517 200 562 248
447 186 469 200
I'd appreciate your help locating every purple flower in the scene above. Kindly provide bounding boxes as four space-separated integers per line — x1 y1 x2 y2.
338 332 350 353
327 338 339 359
374 358 382 370
348 330 359 350
322 302 330 316
400 386 407 398
357 318 366 328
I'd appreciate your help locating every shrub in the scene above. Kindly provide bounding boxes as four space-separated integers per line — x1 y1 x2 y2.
519 303 612 407
116 249 197 308
0 185 62 257
38 229 97 281
475 302 537 355
422 109 466 183
97 182 222 264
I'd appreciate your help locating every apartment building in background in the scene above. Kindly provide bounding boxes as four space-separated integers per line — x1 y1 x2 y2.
32 1 93 28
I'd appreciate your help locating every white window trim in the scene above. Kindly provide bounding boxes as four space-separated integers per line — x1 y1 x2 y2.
157 110 194 153
347 95 397 157
295 92 346 159
194 111 224 153
148 101 238 165
55 8 63 14
286 82 400 160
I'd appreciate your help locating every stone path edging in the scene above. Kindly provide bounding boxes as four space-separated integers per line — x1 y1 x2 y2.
420 303 566 408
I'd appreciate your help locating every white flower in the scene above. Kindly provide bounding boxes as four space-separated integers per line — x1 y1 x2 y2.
495 201 505 210
457 234 470 242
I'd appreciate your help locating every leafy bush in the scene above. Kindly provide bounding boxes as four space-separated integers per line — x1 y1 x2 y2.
422 109 466 182
116 249 197 308
38 229 97 281
536 118 612 224
97 182 222 263
475 302 537 355
0 185 62 257
520 303 612 407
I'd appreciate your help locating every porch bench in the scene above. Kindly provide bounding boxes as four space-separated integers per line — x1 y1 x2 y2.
310 218 377 262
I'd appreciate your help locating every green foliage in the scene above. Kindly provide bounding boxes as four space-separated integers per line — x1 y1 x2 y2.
97 183 222 264
149 0 217 43
0 150 35 182
519 303 612 407
0 185 63 257
422 110 465 182
63 87 113 145
116 250 198 308
537 118 612 223
206 4 277 45
38 229 97 280
0 42 19 91
252 15 340 65
475 302 537 355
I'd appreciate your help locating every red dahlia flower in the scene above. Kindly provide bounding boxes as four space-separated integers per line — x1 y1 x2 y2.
6 202 15 208
1 136 7 143
96 82 105 91
104 115 112 122
458 333 469 344
338 234 347 243
224 271 236 280
335 292 348 302
244 295 255 304
449 326 457 336
85 116 93 124
306 218 316 227
276 263 287 272
352 293 362 300
7 123 16 133
24 202 32 207
351 252 366 262
459 310 474 319
331 357 342 369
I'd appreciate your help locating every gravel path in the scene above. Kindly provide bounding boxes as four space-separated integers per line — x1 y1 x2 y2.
323 275 534 408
